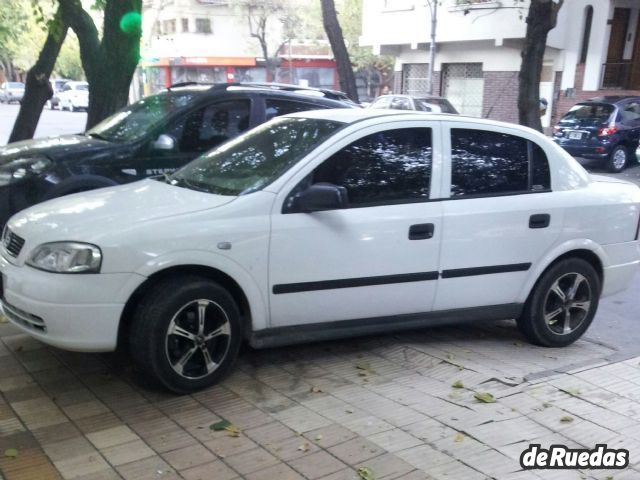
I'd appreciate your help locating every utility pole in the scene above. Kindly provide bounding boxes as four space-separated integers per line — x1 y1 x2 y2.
426 0 437 95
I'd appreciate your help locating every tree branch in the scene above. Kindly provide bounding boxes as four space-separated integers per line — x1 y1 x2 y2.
58 0 100 82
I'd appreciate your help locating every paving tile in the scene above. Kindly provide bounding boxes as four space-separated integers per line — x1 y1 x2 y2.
74 413 123 435
11 397 67 429
355 452 415 479
272 405 334 433
115 456 179 480
72 470 122 480
367 428 423 453
180 460 239 480
162 443 216 471
203 432 257 457
224 447 280 475
304 424 358 448
53 452 111 480
31 422 82 447
42 436 96 463
62 401 110 421
328 437 386 466
100 439 155 466
0 446 62 480
245 462 305 480
315 468 359 480
263 435 321 462
86 426 139 450
394 444 456 471
288 450 348 479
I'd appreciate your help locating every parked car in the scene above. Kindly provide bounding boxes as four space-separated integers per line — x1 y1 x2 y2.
2 109 639 393
553 96 640 173
46 78 72 109
57 81 89 112
0 82 25 104
0 82 356 227
369 94 459 114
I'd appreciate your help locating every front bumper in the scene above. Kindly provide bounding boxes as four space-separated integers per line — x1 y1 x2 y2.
0 254 145 352
601 241 640 297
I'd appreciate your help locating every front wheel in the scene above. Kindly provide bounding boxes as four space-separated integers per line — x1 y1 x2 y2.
607 145 628 173
517 258 600 347
129 276 242 393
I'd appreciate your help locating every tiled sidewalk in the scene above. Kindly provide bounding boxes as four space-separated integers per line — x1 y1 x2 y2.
0 318 638 480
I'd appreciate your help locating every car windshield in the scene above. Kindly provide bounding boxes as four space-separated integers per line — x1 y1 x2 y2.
561 103 614 126
75 84 88 91
86 92 196 142
168 117 343 196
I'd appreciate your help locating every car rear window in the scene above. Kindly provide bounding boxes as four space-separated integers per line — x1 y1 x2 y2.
561 103 614 125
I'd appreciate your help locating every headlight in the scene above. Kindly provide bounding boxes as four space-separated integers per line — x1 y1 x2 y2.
0 156 52 186
27 242 102 273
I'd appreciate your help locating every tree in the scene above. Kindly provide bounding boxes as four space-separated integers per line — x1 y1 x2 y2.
320 0 358 102
59 0 142 129
518 0 563 132
240 0 298 81
9 7 68 142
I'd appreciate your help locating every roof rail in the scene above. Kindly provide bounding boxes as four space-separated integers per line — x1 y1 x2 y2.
167 81 213 90
216 82 351 100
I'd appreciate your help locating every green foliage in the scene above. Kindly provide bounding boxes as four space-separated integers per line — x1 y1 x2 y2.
55 32 84 80
0 0 29 55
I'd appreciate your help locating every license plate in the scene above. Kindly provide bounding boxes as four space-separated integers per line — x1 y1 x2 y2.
568 131 583 140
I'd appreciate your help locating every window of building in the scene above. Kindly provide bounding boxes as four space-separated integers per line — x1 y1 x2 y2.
181 18 189 33
450 128 550 197
162 19 176 35
195 18 212 34
442 63 484 117
154 21 162 35
580 6 594 64
309 128 433 207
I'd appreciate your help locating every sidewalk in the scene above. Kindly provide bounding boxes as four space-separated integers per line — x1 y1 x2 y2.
0 318 638 480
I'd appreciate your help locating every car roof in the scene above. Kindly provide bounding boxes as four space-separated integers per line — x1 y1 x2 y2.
287 108 518 128
582 96 640 105
374 94 449 101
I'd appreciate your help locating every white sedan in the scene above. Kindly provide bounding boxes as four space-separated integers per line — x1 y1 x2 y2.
57 81 89 112
1 109 639 393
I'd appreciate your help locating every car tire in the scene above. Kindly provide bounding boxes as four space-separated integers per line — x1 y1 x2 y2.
517 258 600 347
607 145 628 173
129 275 242 393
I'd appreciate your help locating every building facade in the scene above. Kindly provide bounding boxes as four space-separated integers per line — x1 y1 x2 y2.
360 0 640 127
136 0 338 97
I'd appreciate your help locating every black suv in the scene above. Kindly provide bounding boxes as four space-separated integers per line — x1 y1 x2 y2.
553 96 640 173
0 83 356 226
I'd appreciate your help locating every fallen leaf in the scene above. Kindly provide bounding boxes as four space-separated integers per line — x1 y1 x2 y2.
452 380 464 389
4 448 18 458
0 316 7 324
356 361 370 370
210 420 235 432
310 386 323 393
298 442 310 452
315 434 323 441
358 371 368 377
559 387 581 396
474 392 496 403
15 345 23 352
543 402 552 408
357 466 375 480
345 409 354 414
454 433 465 443
560 416 574 423
446 353 454 360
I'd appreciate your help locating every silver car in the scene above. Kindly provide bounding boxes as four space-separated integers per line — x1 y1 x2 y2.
0 82 25 104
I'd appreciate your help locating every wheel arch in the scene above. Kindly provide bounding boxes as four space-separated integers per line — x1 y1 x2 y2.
518 241 606 305
118 264 257 351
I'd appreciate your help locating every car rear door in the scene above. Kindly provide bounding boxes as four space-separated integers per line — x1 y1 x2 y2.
268 121 444 327
434 121 564 311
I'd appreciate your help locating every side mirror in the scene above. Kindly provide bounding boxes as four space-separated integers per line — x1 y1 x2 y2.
292 183 348 213
152 134 176 151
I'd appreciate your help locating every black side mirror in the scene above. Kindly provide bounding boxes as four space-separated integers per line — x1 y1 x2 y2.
292 182 348 213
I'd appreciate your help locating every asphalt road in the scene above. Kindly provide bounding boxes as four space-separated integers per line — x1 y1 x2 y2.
0 102 638 357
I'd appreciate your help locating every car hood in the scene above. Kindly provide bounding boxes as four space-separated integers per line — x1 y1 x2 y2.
0 134 111 163
7 179 236 243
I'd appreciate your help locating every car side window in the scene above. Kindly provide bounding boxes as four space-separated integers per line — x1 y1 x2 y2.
370 97 391 109
303 127 432 207
265 99 327 121
390 96 412 110
450 128 550 197
169 100 251 153
621 101 640 124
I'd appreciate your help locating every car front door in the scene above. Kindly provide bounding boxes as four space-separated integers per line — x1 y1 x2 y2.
135 99 252 177
268 122 443 327
434 122 563 312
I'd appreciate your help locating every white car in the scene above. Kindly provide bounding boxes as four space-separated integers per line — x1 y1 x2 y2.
57 81 89 112
1 110 639 393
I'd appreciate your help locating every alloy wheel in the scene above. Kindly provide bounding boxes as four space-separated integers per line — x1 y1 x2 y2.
613 148 627 171
543 272 592 335
164 299 231 379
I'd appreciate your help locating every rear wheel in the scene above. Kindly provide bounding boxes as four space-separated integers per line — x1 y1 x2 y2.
607 145 628 173
517 258 600 347
129 276 242 393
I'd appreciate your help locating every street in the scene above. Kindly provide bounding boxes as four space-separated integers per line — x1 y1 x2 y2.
0 103 86 145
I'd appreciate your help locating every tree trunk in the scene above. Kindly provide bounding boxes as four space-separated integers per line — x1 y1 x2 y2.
320 0 359 102
59 0 141 130
9 13 69 143
518 0 563 132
